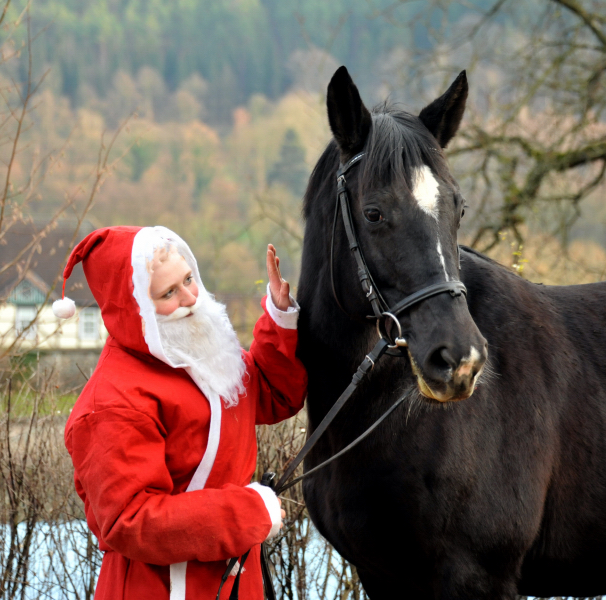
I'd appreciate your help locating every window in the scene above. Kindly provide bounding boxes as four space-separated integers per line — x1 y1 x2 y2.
15 305 37 340
79 307 100 341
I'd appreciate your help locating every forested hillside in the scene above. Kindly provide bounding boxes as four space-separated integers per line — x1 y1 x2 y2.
1 0 605 301
5 0 470 126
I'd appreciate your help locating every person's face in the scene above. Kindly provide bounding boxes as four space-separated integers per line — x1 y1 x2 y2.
149 248 199 316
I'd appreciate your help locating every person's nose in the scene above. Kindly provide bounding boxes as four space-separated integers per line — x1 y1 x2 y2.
179 286 197 307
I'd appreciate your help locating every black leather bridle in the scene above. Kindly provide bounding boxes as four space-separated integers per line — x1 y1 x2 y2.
218 152 470 600
331 151 467 341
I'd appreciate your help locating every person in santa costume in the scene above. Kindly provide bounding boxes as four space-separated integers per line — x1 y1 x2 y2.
58 225 307 600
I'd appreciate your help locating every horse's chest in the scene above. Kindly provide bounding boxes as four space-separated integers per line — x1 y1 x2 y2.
304 421 546 570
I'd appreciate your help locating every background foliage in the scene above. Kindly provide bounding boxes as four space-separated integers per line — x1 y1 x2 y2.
1 0 604 292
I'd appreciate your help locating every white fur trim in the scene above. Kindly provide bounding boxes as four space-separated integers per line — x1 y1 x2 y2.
168 388 221 599
170 562 187 600
247 482 282 540
265 283 299 330
131 227 205 368
52 297 76 319
185 388 221 492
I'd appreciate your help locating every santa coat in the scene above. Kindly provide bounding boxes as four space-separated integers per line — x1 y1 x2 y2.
64 226 307 600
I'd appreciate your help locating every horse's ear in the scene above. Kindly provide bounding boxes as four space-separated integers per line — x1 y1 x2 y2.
327 66 372 157
418 71 468 148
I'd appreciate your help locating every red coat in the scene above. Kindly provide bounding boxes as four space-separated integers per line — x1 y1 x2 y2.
64 227 307 600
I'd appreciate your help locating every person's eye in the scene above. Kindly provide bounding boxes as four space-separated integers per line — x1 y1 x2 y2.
163 288 175 299
185 275 193 285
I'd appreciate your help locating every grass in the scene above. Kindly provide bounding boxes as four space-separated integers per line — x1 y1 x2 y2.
3 389 78 418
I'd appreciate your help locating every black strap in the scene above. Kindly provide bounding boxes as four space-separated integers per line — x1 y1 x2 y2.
228 550 250 600
337 152 365 177
216 552 250 600
261 542 276 600
330 188 350 317
280 386 411 492
332 153 467 322
331 166 388 319
338 178 387 318
389 281 467 317
273 337 390 494
216 558 238 600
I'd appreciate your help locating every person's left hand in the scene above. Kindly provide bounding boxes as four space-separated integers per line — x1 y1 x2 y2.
267 244 291 311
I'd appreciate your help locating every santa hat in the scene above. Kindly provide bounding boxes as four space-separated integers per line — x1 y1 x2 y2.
52 225 208 361
52 226 142 319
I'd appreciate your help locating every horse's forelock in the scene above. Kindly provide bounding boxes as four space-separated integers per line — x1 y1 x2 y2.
303 104 453 220
360 106 451 196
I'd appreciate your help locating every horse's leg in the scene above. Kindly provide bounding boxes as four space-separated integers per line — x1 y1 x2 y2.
357 568 432 600
434 552 520 600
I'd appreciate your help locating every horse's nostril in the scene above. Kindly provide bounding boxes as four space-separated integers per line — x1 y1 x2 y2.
428 347 454 374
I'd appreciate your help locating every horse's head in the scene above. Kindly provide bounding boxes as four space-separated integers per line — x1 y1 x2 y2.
304 66 487 403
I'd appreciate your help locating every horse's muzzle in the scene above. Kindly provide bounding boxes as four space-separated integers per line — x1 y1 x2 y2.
410 340 487 402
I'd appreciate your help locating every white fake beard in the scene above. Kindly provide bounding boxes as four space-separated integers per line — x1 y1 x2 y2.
157 293 246 408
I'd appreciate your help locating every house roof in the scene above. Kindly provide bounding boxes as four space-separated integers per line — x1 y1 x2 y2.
0 220 98 306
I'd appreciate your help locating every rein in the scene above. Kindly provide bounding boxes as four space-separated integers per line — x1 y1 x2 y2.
219 153 468 600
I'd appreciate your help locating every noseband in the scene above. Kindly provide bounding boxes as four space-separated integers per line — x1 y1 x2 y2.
330 152 467 347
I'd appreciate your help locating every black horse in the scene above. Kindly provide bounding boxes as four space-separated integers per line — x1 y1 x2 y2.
297 66 606 599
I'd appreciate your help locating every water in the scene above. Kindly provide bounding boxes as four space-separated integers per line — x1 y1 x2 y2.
1 520 100 600
0 519 351 600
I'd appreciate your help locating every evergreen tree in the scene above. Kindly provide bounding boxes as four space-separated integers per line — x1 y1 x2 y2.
267 128 307 197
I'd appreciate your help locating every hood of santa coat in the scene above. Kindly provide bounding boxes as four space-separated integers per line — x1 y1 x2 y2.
68 225 207 362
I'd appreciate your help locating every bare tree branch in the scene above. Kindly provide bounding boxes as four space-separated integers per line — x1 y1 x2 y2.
551 0 606 48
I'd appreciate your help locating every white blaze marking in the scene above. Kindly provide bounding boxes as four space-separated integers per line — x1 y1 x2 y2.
412 165 439 220
436 240 450 281
412 165 451 282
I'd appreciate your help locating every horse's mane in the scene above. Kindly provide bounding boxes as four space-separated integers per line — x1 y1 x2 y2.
460 245 497 264
303 102 453 219
460 244 530 280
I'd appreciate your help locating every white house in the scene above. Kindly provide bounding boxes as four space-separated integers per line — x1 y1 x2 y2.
0 221 107 387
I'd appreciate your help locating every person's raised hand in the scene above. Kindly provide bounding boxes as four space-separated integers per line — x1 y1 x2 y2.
267 244 291 311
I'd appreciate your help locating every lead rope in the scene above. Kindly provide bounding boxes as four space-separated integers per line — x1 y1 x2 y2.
215 551 250 600
217 336 392 599
259 336 390 600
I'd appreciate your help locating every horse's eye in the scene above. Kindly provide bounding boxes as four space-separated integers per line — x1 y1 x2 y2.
364 208 383 223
